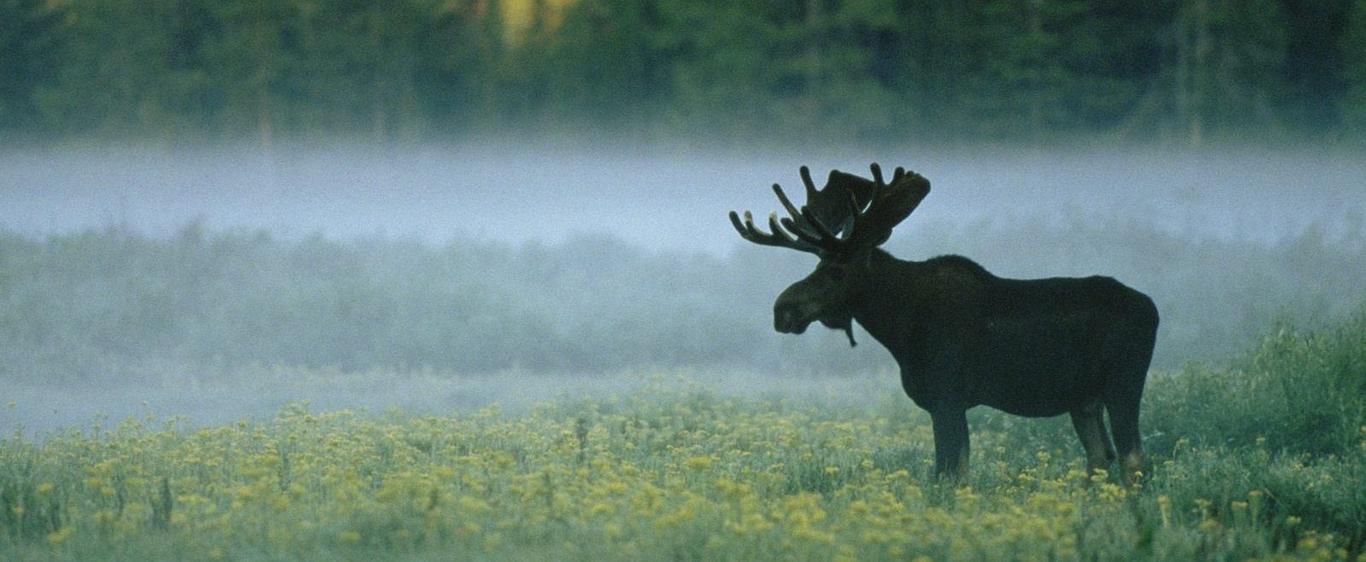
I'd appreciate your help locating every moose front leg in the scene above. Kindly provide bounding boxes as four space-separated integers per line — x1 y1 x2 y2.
930 408 970 479
1069 401 1117 476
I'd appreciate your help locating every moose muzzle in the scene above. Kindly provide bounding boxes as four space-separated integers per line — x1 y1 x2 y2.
773 300 818 334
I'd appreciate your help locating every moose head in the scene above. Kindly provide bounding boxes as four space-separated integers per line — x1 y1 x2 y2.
729 164 930 346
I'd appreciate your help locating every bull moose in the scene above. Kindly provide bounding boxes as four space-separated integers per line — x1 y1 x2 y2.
729 164 1159 480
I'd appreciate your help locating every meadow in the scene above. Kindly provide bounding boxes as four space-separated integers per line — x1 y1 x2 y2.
2 310 1362 561
1 206 1364 560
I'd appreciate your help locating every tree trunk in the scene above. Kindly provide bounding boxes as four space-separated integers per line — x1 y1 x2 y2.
806 0 822 103
371 3 387 142
1028 0 1045 144
1190 0 1210 145
1173 0 1210 146
257 80 273 151
254 25 274 153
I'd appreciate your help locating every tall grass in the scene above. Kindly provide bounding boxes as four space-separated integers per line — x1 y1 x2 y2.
1145 308 1366 456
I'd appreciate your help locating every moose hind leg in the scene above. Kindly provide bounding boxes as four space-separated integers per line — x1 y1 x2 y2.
1104 373 1147 483
1103 297 1157 484
1069 402 1116 475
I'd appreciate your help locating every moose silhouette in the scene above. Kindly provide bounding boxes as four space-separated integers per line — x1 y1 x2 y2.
730 164 1159 480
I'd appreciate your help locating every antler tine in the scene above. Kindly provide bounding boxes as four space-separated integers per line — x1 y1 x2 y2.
728 210 748 235
770 212 834 253
799 206 839 242
764 212 784 238
773 181 831 240
767 213 804 245
772 183 804 224
844 188 863 239
783 216 841 253
729 210 823 253
859 163 883 212
839 164 932 250
800 165 818 199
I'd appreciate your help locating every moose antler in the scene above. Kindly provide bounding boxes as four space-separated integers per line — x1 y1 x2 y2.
785 163 931 253
728 208 827 254
730 164 927 255
729 166 846 255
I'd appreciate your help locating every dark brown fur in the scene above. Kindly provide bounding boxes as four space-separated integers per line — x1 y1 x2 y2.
739 165 1159 480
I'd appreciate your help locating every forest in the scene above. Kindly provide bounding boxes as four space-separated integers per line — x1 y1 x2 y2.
4 0 1366 146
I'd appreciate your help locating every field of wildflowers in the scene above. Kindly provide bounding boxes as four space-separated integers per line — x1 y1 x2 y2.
0 378 1361 561
2 312 1364 561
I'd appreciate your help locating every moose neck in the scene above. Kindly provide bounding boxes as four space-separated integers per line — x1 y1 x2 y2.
847 249 933 361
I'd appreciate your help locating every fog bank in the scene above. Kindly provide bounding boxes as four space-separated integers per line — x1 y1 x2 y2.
3 143 1361 255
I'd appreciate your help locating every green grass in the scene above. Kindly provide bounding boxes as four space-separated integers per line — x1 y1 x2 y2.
1 311 1364 561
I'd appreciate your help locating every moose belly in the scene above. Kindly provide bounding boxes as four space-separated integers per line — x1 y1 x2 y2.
969 314 1104 417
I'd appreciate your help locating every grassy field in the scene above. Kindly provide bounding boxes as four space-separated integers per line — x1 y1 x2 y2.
2 312 1363 561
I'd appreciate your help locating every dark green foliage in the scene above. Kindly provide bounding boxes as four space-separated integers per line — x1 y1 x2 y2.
1145 308 1366 456
0 443 65 541
0 0 64 134
1141 446 1365 555
542 0 672 130
1281 0 1356 130
3 0 1366 144
1343 0 1366 130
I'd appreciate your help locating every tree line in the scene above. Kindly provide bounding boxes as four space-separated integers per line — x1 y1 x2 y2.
3 0 1366 145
